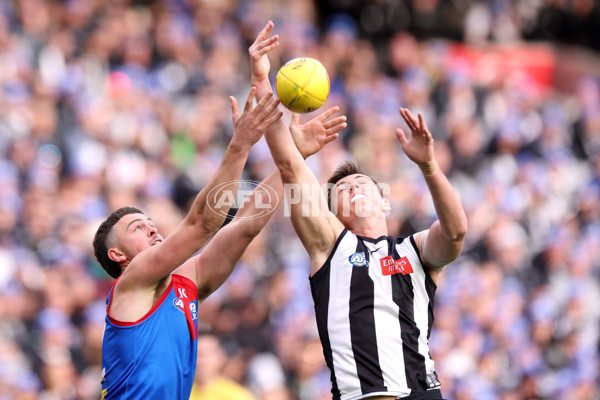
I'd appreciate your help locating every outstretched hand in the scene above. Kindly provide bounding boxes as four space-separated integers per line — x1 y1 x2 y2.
396 108 436 170
249 20 279 83
290 106 347 159
230 87 282 149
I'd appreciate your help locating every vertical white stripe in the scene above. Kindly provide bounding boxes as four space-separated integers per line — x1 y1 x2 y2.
405 241 436 375
328 234 361 397
368 241 409 391
325 233 436 399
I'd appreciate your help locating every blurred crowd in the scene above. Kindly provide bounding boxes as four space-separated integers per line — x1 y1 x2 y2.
320 0 600 52
0 0 599 399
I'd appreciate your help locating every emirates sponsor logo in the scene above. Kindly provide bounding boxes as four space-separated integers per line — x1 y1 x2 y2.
380 255 413 276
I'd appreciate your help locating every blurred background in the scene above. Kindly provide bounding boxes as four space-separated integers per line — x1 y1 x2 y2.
0 0 599 399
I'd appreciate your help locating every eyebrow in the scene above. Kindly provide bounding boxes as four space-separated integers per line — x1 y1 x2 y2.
336 175 370 187
126 217 153 230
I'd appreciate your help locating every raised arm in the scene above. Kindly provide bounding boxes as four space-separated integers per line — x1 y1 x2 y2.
177 89 280 234
396 109 468 283
250 21 347 273
184 105 345 298
188 170 282 300
121 88 281 288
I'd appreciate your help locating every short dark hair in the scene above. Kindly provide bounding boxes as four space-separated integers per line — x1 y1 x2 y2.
326 161 382 210
93 206 144 279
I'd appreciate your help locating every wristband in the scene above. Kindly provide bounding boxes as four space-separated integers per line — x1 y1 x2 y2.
419 160 438 176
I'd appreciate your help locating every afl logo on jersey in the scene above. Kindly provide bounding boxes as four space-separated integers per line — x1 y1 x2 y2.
173 288 188 312
349 252 368 267
173 297 185 312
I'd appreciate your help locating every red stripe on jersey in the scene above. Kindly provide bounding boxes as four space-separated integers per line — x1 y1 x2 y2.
171 274 199 340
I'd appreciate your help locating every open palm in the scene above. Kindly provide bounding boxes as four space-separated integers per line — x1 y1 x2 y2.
396 108 434 166
290 107 347 158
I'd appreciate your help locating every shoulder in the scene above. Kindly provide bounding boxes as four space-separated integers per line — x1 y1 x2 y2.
411 230 428 250
172 257 200 288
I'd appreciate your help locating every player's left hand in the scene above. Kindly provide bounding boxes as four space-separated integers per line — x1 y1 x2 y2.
396 108 435 167
290 106 347 159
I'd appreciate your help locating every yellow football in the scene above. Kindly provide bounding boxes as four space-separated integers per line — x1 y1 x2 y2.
275 58 330 113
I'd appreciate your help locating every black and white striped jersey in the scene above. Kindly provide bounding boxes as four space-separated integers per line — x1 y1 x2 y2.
310 229 441 400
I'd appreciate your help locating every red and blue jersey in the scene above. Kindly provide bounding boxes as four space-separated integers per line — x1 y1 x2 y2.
101 274 199 400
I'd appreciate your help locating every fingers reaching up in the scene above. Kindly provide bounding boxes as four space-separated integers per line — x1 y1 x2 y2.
249 20 280 82
397 108 433 144
230 87 282 148
395 108 435 167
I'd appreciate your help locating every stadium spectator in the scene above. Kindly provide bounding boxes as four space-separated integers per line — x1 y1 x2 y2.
0 1 598 399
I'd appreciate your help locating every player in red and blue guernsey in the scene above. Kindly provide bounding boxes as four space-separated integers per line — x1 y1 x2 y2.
93 81 346 399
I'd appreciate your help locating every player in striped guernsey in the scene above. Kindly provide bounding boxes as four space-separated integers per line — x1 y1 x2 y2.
255 22 467 400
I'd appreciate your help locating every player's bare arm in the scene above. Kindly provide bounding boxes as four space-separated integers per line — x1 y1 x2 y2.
266 110 346 274
109 88 281 321
178 103 345 297
396 108 468 283
249 20 346 274
184 170 283 301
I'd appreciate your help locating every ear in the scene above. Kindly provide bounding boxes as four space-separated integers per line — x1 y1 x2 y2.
108 248 126 263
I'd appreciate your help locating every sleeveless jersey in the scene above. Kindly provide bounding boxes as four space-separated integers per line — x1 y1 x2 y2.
310 229 441 400
101 274 199 400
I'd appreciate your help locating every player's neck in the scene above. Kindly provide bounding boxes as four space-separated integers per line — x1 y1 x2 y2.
348 217 388 239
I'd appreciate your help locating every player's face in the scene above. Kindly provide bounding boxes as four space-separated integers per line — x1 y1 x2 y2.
333 174 387 220
112 213 163 260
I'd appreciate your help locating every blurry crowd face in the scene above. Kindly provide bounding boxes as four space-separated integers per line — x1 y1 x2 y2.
0 0 597 398
195 335 225 385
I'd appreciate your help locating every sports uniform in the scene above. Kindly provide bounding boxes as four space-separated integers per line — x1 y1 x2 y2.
310 229 443 400
101 274 199 400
